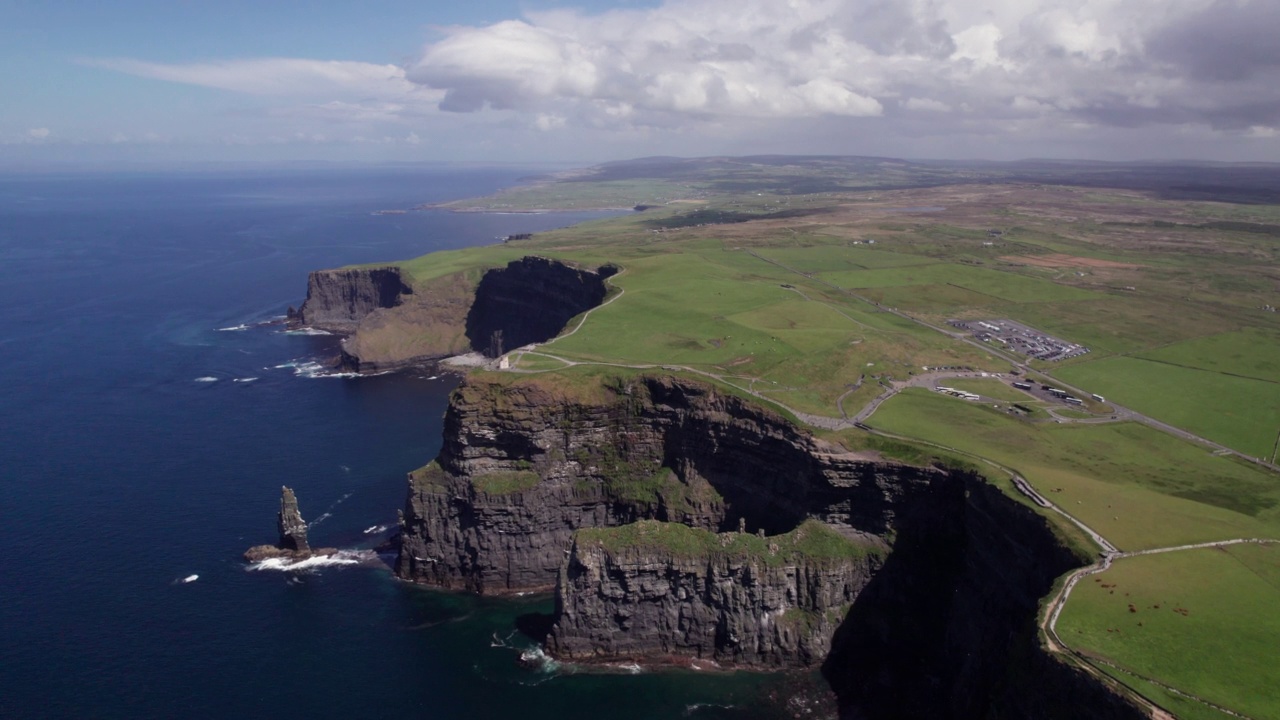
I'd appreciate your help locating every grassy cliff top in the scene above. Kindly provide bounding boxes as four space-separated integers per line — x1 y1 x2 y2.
575 519 881 567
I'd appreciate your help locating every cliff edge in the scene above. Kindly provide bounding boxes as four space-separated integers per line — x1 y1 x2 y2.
288 257 612 371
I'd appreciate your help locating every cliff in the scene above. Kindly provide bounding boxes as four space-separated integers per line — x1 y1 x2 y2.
465 256 614 356
395 371 1148 717
289 257 612 371
822 477 1143 720
548 520 879 668
396 374 931 594
293 267 412 332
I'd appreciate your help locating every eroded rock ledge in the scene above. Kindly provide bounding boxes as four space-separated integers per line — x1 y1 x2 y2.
288 257 612 372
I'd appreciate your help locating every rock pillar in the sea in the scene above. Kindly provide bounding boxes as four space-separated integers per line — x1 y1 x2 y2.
277 486 310 553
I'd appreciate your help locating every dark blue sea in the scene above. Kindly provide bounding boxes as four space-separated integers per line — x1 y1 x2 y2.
0 167 803 719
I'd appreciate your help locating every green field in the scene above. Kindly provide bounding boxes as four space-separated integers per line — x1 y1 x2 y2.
870 389 1280 550
755 245 939 271
1139 328 1280 384
1055 356 1280 459
1005 298 1240 357
819 263 1101 304
1057 544 1280 720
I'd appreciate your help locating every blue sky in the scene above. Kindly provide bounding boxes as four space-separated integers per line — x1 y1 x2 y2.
3 0 1279 166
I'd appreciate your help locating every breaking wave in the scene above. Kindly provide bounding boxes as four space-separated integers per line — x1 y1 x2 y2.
246 549 374 572
363 524 389 535
283 327 332 336
173 574 199 584
271 360 385 379
518 646 562 674
233 377 258 383
684 703 737 717
217 324 250 332
194 376 219 383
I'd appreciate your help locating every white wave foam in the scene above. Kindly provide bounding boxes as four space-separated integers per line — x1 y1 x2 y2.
684 703 736 716
363 524 389 535
246 549 373 572
309 512 332 527
283 328 332 336
233 377 258 383
173 574 199 584
518 646 562 673
194 376 219 383
217 324 249 332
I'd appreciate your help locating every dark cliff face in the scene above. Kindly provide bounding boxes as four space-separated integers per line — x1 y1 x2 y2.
291 257 613 371
548 521 879 668
396 374 933 594
465 256 611 356
296 267 412 332
822 478 1143 720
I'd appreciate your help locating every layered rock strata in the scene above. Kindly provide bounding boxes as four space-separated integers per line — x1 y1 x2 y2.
292 267 412 332
548 520 878 668
395 374 931 594
276 486 309 552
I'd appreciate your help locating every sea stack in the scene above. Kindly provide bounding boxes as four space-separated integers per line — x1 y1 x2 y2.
277 486 310 553
245 486 334 562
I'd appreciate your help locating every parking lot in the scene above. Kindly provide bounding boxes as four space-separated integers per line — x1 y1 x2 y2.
947 318 1089 361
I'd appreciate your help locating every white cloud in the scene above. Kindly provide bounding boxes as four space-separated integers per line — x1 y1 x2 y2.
402 0 1279 141
89 57 422 98
27 127 50 140
73 0 1280 160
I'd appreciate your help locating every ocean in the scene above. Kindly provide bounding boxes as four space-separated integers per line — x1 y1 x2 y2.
0 167 804 719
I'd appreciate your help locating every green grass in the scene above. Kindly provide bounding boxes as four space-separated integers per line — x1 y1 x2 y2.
857 283 1003 313
818 263 1101 304
1055 356 1280 458
1057 544 1280 720
576 519 879 567
755 245 938 271
871 389 1280 550
1139 328 1280 384
1007 298 1242 357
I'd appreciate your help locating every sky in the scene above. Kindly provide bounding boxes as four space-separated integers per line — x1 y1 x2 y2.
3 0 1280 166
